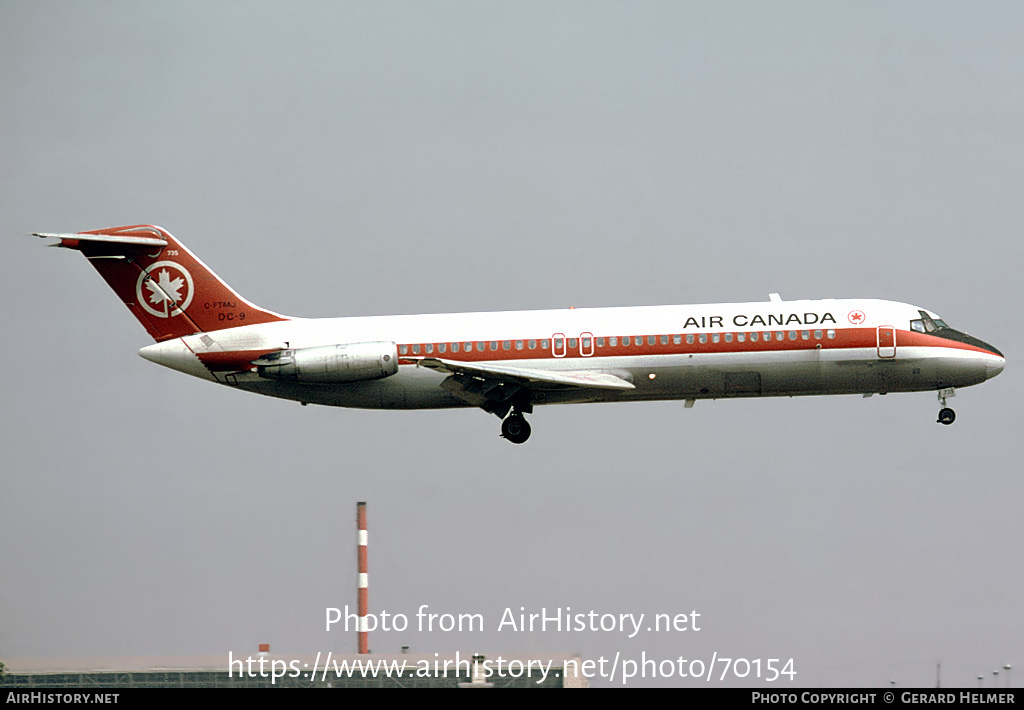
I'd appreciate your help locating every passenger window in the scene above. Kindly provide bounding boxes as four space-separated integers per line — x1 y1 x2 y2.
541 339 549 349
425 343 434 353
814 330 822 339
438 343 447 353
661 335 669 345
399 345 408 355
609 337 617 347
673 334 681 344
737 333 745 342
413 344 421 354
528 339 536 349
476 342 485 352
582 337 591 348
452 342 460 353
776 332 784 341
712 333 720 343
801 330 809 340
788 331 797 340
569 338 578 348
699 334 707 344
465 342 473 352
827 330 836 339
516 340 524 350
596 337 605 347
554 338 563 349
750 332 758 342
623 336 631 346
490 341 498 351
724 333 733 343
686 334 694 344
503 341 511 350
648 335 656 345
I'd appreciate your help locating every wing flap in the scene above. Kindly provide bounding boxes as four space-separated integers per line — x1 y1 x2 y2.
412 357 635 390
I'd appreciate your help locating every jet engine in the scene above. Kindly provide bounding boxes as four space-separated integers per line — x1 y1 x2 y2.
252 342 398 383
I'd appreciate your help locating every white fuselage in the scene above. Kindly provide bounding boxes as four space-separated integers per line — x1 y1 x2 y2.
138 297 1004 411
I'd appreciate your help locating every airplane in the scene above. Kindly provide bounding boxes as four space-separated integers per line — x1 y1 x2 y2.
35 224 1005 444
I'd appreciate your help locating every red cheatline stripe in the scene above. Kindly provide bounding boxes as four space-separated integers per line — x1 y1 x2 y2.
187 328 997 372
194 348 281 372
396 327 998 364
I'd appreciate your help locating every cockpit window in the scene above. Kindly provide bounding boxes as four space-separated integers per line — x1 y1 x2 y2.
913 310 950 333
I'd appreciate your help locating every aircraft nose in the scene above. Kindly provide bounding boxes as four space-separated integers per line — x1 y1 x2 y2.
986 355 1005 381
980 341 1004 359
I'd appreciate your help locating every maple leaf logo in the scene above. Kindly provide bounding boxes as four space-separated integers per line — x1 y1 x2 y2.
136 262 194 318
146 269 185 310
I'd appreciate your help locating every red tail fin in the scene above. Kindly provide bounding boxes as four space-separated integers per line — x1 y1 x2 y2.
39 225 287 341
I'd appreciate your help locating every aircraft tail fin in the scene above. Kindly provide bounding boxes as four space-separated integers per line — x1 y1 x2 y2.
36 225 287 341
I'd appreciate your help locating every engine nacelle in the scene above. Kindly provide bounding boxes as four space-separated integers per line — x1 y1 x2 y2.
253 342 398 383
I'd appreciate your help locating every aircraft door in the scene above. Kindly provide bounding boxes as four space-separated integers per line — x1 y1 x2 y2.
580 332 594 357
877 326 896 358
552 333 567 358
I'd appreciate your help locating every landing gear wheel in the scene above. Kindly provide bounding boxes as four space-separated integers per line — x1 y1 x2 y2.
501 414 531 444
937 407 956 425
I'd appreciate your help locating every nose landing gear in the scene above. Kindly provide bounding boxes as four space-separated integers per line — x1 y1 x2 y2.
936 388 956 425
500 413 531 444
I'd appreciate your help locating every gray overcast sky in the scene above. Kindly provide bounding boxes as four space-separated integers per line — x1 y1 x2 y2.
1 1 1021 687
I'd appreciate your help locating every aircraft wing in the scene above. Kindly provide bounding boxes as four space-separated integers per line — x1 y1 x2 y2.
410 357 635 390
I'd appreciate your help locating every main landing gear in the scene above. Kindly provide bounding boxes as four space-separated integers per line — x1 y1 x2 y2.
936 388 956 426
501 413 531 444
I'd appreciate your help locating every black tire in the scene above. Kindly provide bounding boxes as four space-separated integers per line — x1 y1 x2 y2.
937 407 956 425
501 415 531 444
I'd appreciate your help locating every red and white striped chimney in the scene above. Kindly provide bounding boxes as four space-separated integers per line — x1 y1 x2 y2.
357 501 368 654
